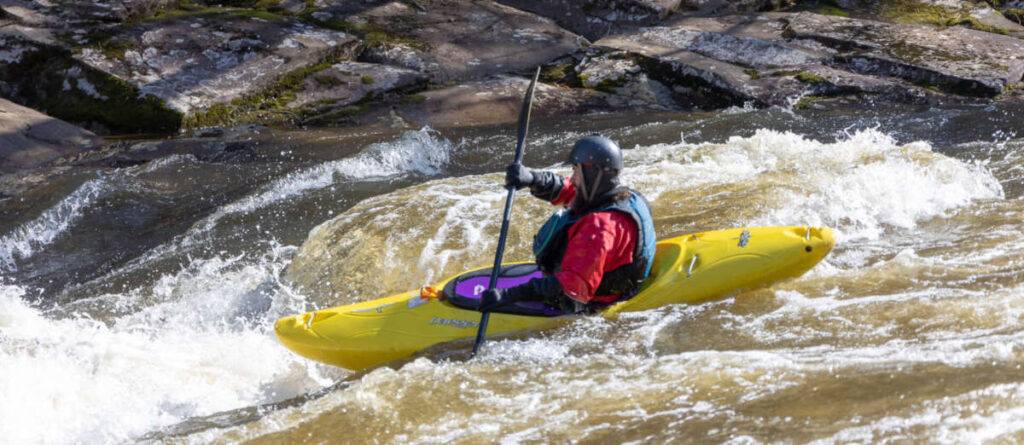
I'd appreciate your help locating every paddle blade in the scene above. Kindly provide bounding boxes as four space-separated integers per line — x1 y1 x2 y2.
513 66 541 165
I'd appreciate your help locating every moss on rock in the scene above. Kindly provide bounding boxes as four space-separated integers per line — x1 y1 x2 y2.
182 52 350 129
819 6 850 17
300 14 430 52
880 0 1011 34
793 95 827 109
1003 8 1024 25
2 44 181 134
795 72 828 84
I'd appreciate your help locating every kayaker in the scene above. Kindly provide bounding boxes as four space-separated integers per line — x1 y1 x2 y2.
477 134 657 314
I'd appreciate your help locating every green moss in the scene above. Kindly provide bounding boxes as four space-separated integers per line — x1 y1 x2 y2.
819 5 850 17
541 63 572 83
959 17 1010 35
881 1 959 26
253 0 281 11
231 9 288 21
82 36 135 61
744 69 760 79
150 5 287 22
880 1 1011 34
795 72 828 84
402 94 426 104
361 75 375 84
1003 8 1024 24
299 14 430 51
65 73 182 133
315 75 343 87
793 95 826 109
770 70 801 77
181 54 345 129
6 44 183 133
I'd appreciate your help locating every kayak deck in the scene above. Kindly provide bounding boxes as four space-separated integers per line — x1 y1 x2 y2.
275 226 835 370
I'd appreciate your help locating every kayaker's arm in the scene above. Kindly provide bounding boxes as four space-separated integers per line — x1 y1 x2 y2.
477 275 568 312
505 164 567 202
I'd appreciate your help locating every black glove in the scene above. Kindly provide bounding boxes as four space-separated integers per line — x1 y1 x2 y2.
478 287 517 312
505 163 536 190
477 275 570 312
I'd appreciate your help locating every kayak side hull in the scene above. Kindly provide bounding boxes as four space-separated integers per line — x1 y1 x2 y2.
275 226 835 370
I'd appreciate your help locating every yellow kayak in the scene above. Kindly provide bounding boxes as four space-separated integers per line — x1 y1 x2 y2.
275 226 835 370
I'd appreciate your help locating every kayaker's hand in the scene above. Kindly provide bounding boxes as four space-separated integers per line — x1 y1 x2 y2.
505 163 536 190
478 288 513 312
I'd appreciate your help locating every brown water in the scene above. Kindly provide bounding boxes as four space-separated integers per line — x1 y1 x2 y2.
1 105 1022 444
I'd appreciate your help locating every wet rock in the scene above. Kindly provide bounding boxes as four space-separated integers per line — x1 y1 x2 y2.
193 126 226 138
785 12 1024 97
0 98 102 173
0 23 184 133
75 12 360 115
389 75 661 128
593 12 1024 108
595 17 813 107
495 0 682 41
315 0 583 83
576 51 680 109
288 61 427 109
360 42 428 72
970 6 1024 36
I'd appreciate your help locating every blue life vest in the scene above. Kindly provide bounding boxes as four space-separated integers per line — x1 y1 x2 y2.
532 188 657 297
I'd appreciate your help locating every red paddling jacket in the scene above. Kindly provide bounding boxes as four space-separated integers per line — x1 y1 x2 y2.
530 175 657 305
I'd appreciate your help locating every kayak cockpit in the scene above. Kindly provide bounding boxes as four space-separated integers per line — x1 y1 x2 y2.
441 263 567 317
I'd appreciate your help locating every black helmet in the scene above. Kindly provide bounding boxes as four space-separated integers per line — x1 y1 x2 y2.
566 134 623 208
566 134 624 170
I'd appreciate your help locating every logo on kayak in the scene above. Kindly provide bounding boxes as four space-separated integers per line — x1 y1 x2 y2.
429 317 480 329
738 230 750 247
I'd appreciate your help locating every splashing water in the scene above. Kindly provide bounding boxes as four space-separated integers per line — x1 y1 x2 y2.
2 114 1021 444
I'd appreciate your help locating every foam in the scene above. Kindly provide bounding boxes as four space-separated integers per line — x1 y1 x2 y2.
0 249 342 444
0 179 107 270
213 127 453 220
622 129 1004 241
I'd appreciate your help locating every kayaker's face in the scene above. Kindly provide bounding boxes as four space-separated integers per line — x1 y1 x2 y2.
571 164 583 191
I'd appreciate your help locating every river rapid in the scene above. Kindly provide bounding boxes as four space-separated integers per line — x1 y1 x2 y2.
1 103 1022 444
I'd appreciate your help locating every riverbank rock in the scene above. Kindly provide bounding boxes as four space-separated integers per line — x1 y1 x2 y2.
591 12 1024 108
0 12 186 134
75 11 359 116
4 0 1024 137
287 61 427 109
0 98 101 173
495 0 681 41
388 75 664 128
313 0 583 83
785 12 1024 97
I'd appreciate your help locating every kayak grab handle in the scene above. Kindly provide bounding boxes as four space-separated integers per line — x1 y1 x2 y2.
687 254 698 278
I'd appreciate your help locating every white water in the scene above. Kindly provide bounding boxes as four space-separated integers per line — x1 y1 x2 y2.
0 126 1016 444
0 247 344 444
0 179 108 270
212 126 453 221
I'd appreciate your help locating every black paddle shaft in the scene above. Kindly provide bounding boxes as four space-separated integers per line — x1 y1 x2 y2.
471 67 541 357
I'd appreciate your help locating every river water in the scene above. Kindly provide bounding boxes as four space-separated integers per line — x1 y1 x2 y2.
1 103 1022 444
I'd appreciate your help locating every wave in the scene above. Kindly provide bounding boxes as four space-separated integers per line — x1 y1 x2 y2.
0 179 107 270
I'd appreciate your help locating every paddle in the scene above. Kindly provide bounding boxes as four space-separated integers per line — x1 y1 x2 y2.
470 66 541 358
